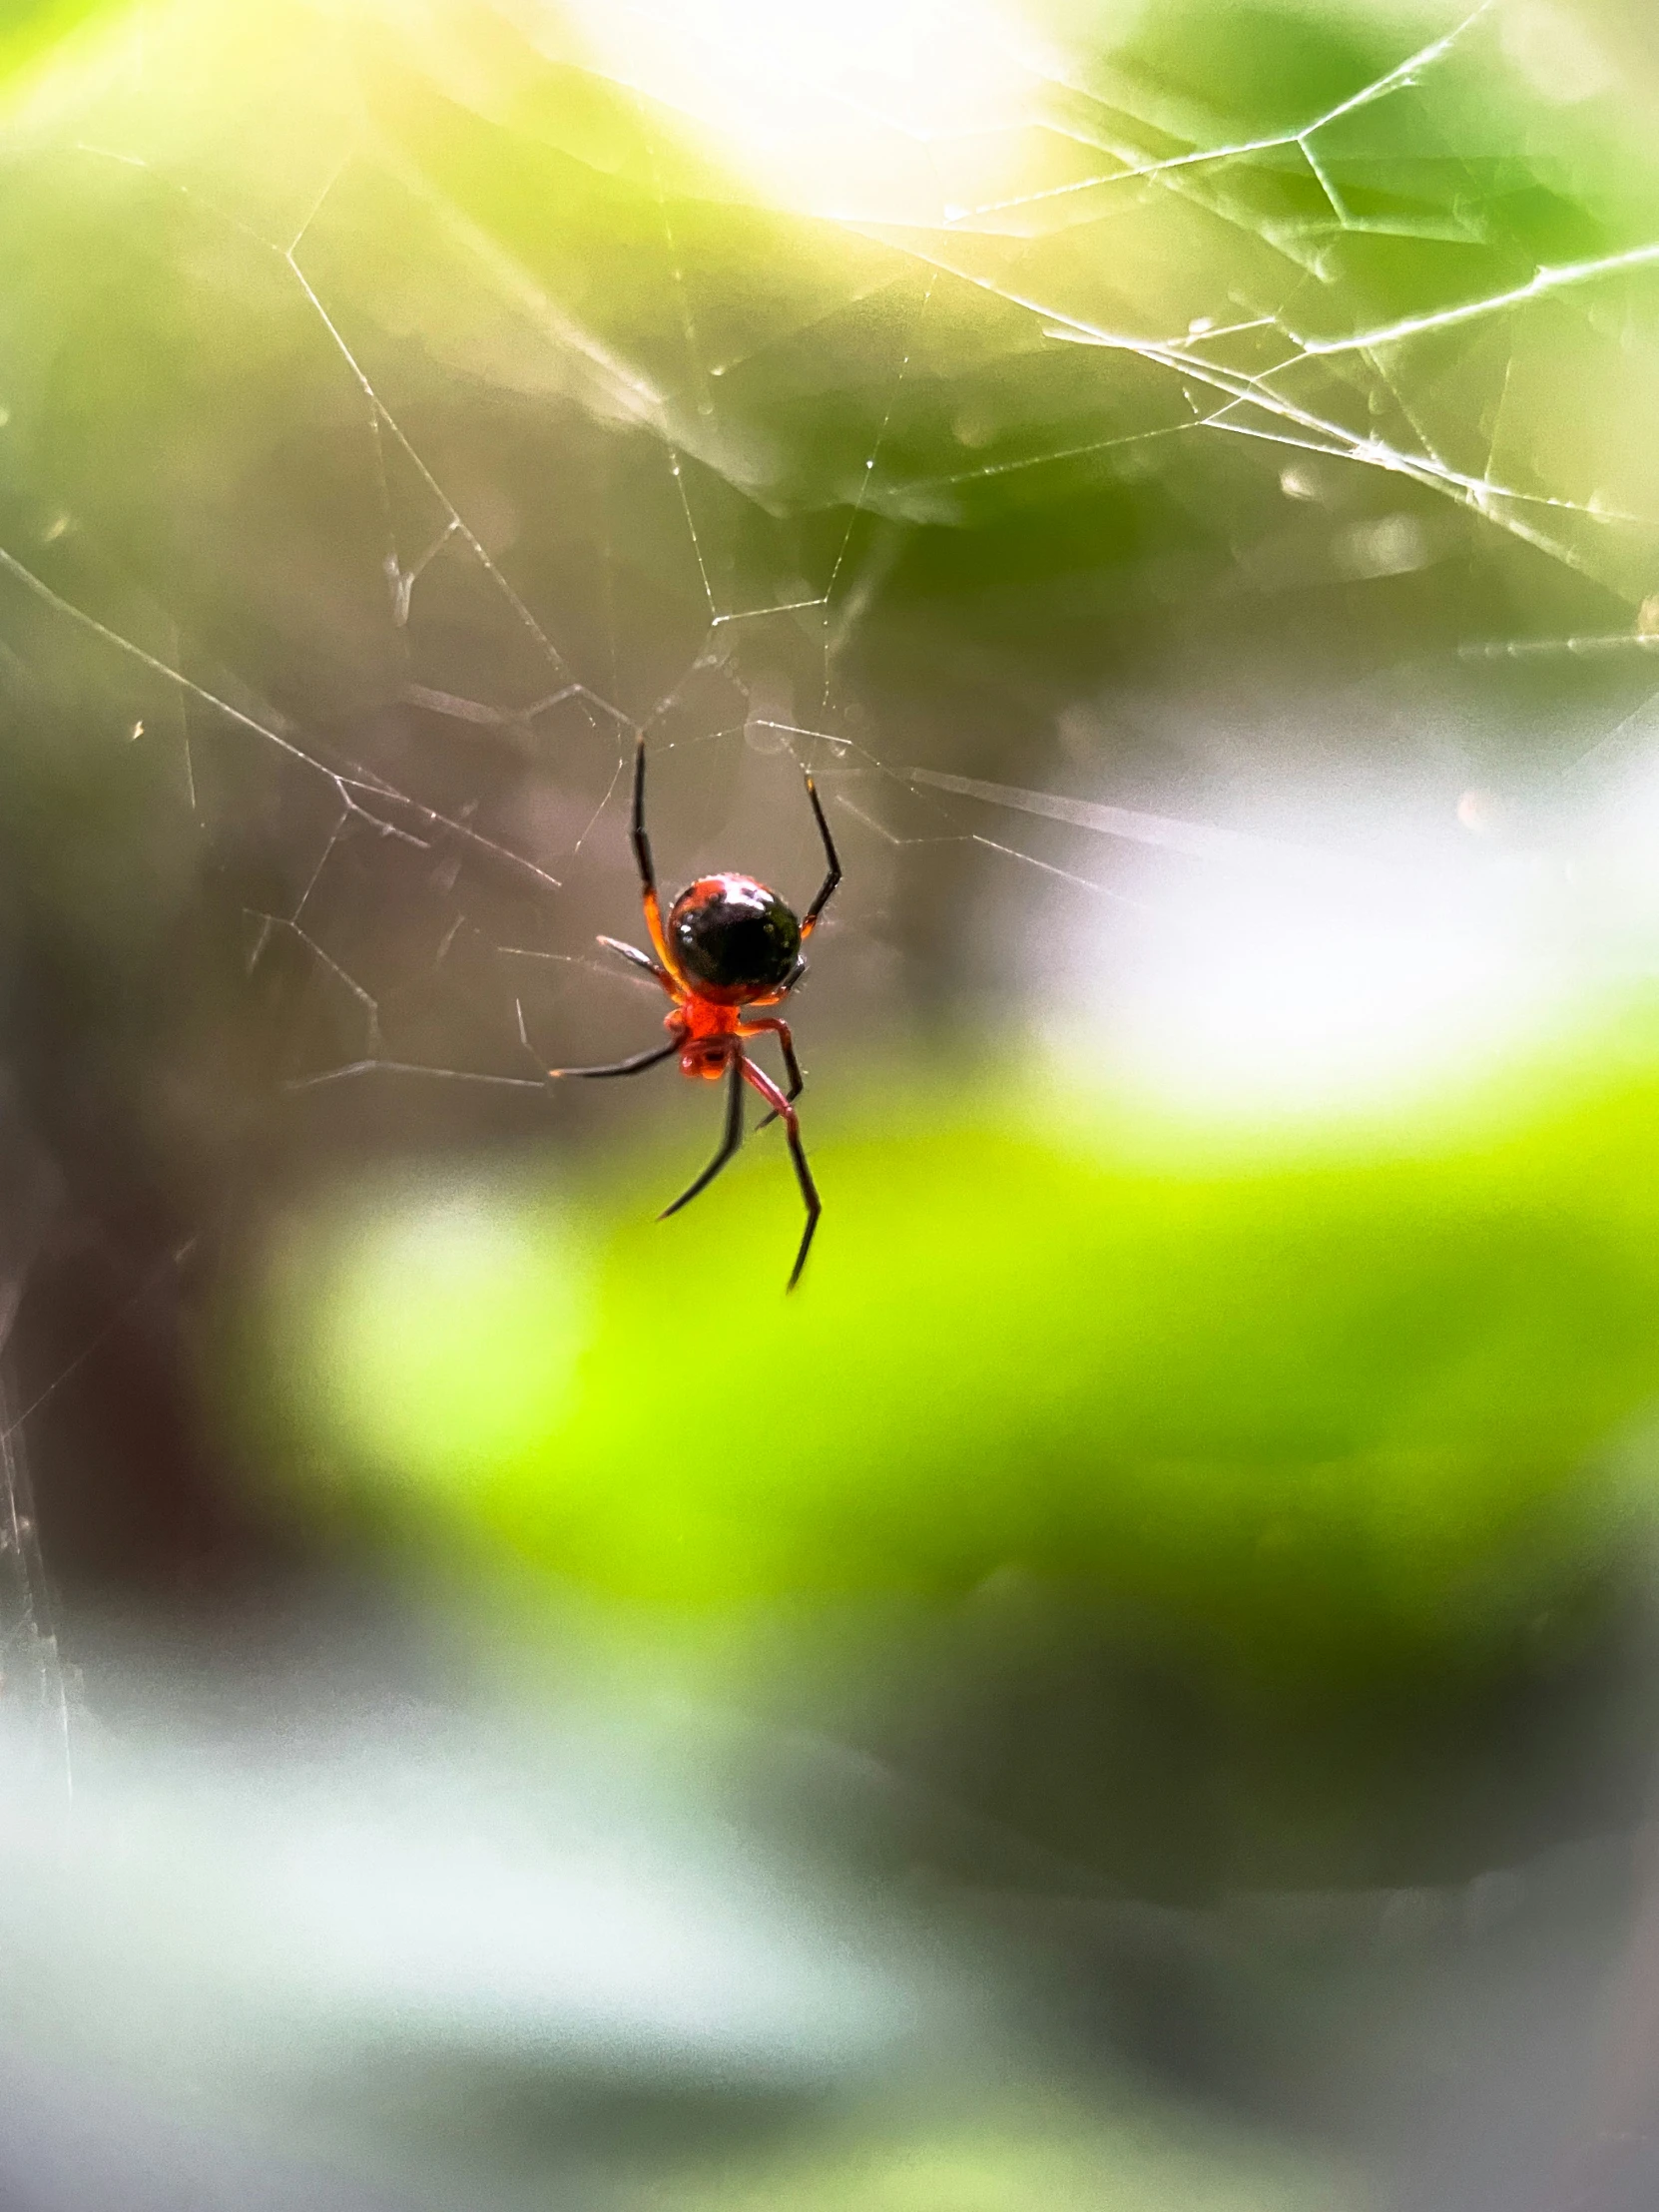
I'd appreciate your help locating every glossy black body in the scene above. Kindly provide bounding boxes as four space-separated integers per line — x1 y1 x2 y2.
546 736 838 1289
667 873 802 1002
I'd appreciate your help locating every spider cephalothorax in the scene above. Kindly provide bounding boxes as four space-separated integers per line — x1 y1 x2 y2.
542 736 839 1290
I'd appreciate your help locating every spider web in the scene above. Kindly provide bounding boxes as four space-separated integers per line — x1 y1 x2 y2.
0 0 1655 1539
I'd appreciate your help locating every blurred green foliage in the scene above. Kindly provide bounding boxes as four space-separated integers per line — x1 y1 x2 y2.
269 1037 1659 1682
7 0 1659 1840
6 2 1659 2199
0 0 127 89
661 2098 1351 2212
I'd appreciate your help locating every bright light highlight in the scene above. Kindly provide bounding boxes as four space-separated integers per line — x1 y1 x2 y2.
1033 774 1584 1122
558 0 1083 222
1099 860 1560 1117
285 1179 591 1496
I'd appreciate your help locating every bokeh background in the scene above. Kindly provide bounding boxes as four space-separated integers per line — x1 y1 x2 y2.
4 0 1659 2205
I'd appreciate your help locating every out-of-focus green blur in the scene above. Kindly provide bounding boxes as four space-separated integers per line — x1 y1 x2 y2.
4 0 1658 1766
9 0 1659 2202
273 1048 1659 1671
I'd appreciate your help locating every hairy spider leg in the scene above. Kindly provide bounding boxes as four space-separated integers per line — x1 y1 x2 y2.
739 1015 802 1130
630 733 685 981
598 934 680 995
740 1016 803 1095
659 1051 747 1219
734 768 836 1012
738 1055 821 1290
800 774 841 942
546 1040 679 1080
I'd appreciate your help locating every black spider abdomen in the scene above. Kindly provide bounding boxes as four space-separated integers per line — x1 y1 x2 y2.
668 873 801 1002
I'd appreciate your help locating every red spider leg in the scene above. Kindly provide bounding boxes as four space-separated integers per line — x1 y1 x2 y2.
738 1016 803 1095
738 1053 821 1290
738 975 797 1009
798 773 841 944
597 935 681 998
659 1049 746 1219
738 1015 802 1129
630 733 688 983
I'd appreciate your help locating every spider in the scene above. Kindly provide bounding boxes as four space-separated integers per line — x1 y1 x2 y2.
544 734 840 1290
